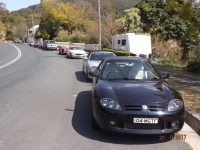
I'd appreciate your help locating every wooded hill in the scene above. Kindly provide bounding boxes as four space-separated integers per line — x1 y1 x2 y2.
13 0 140 15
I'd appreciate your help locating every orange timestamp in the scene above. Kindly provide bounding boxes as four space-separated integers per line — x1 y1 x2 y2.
159 133 186 141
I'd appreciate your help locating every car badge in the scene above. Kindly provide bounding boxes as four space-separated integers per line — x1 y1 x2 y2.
142 105 148 111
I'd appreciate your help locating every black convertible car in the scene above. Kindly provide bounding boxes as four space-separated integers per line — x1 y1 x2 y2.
90 57 185 135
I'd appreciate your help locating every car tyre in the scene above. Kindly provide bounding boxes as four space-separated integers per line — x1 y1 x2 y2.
70 53 73 59
82 65 85 74
91 115 99 129
85 69 90 81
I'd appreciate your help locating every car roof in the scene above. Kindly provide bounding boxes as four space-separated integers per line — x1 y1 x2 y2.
70 46 81 47
103 56 148 62
90 51 115 54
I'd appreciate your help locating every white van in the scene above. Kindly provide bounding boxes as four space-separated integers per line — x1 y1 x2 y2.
112 33 152 58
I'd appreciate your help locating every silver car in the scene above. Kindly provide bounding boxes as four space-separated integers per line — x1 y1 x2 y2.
82 51 116 80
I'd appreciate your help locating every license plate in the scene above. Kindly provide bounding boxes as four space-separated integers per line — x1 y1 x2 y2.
133 118 158 124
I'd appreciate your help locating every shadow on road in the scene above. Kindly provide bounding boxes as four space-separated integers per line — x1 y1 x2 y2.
75 71 91 83
71 91 171 144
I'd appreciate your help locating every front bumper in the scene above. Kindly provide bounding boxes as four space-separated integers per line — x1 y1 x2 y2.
71 54 85 58
93 102 185 135
47 46 58 50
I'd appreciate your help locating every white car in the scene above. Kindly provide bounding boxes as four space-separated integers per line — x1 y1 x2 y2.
43 40 58 50
67 47 87 58
83 51 116 80
47 41 58 50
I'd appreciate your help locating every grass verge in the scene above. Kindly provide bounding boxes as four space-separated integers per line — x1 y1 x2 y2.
167 78 200 114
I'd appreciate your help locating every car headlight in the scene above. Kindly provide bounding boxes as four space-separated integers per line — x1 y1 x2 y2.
100 98 122 110
168 99 183 112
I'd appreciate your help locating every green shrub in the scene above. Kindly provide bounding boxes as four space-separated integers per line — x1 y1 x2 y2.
186 61 200 73
84 36 98 44
103 48 136 56
70 35 81 43
158 59 174 65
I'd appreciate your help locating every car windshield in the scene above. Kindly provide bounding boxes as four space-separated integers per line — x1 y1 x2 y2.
70 47 82 50
89 52 115 61
101 60 160 80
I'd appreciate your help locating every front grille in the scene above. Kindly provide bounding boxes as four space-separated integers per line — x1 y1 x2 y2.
124 105 165 112
125 120 163 129
149 106 165 111
76 54 83 55
124 105 142 111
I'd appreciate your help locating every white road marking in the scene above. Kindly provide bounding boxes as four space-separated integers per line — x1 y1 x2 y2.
0 44 22 70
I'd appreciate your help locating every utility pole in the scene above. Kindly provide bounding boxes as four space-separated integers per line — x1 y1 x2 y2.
31 15 35 27
24 19 28 42
97 0 102 50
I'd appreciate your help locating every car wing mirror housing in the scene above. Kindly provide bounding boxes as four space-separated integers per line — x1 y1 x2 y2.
161 73 170 79
89 70 99 77
83 56 88 60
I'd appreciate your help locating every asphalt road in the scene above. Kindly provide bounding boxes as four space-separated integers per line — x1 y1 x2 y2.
0 43 186 150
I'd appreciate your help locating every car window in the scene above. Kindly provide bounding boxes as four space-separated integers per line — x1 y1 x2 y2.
89 53 115 61
101 60 160 80
70 47 82 50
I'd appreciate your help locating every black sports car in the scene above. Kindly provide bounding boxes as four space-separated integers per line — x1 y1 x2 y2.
90 57 185 135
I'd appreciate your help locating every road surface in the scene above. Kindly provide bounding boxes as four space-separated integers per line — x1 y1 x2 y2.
0 43 186 150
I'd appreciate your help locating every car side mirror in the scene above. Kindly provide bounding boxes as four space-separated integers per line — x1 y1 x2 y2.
89 70 99 77
161 73 170 79
84 57 88 60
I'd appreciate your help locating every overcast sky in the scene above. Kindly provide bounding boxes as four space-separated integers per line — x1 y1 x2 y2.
2 0 40 12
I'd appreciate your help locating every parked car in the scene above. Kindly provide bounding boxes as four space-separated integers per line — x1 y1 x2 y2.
90 56 184 135
38 41 44 49
43 40 58 50
34 40 40 48
58 45 70 55
29 42 35 46
35 38 43 49
67 46 87 58
15 39 22 43
83 51 116 80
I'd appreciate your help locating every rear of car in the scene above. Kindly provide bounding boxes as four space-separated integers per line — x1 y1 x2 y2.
58 45 69 55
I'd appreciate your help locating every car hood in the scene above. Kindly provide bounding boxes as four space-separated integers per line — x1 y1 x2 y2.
70 50 85 54
88 60 101 68
96 80 179 106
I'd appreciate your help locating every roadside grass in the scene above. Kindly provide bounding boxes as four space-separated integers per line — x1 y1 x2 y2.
167 78 200 114
155 64 200 79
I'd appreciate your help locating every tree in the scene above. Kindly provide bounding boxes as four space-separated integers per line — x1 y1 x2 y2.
161 16 188 40
38 1 86 39
136 0 167 34
0 2 8 40
35 30 50 39
136 0 200 59
120 8 142 33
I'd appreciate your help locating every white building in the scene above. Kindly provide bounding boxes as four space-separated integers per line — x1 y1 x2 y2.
27 25 39 43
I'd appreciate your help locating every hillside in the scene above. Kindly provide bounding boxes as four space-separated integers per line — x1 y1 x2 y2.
12 0 140 15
